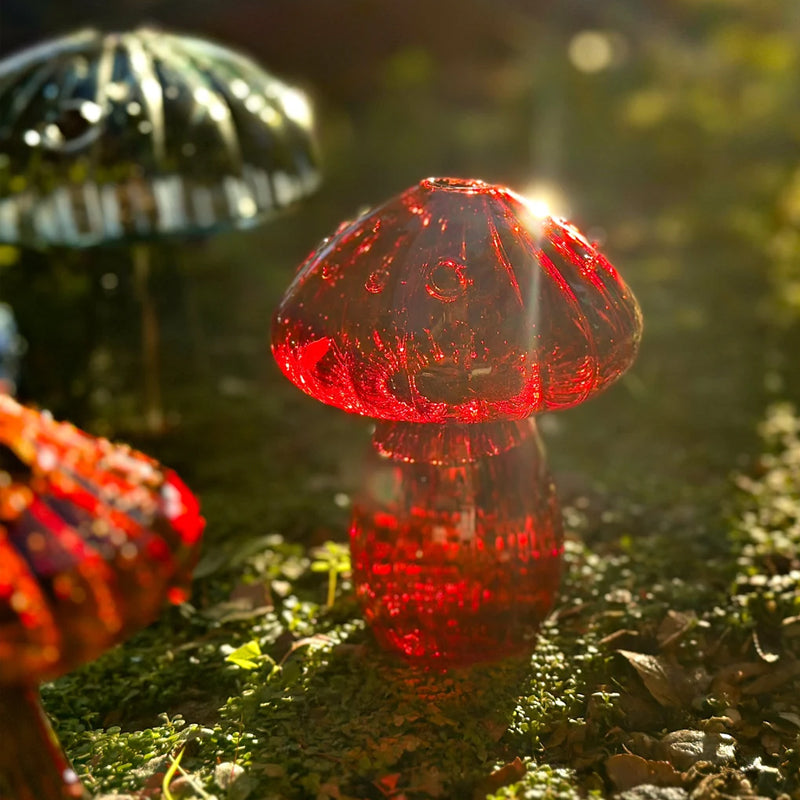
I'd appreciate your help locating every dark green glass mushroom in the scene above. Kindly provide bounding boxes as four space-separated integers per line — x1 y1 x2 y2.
0 26 321 429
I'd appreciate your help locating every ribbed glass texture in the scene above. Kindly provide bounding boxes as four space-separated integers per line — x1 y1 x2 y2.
273 178 642 423
0 395 204 683
272 177 643 665
351 420 562 664
0 27 320 247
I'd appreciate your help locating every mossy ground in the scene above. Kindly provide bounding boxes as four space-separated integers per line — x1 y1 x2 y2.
5 1 800 798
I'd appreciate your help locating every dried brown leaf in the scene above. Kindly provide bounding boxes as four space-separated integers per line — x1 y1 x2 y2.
657 610 696 650
741 660 800 695
624 731 660 760
551 602 591 621
484 719 509 742
777 711 800 728
200 580 273 623
230 579 273 610
709 661 768 706
544 722 569 749
412 766 445 798
605 753 683 792
618 650 707 708
317 782 342 800
599 629 642 648
474 758 526 798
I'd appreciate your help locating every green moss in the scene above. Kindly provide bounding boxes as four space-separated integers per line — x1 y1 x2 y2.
44 396 800 797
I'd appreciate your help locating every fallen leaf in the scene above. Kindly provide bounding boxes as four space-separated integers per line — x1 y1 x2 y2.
618 650 708 708
709 661 769 705
657 611 696 650
544 722 569 749
624 731 660 760
278 634 335 664
230 579 273 610
742 661 800 695
777 711 800 728
473 757 527 798
317 781 342 799
412 766 445 797
484 719 509 742
199 579 274 623
599 629 642 648
605 753 683 792
760 731 781 756
616 682 667 730
374 773 401 796
551 602 591 621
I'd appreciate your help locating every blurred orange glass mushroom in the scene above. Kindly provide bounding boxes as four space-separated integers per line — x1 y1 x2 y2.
0 395 204 800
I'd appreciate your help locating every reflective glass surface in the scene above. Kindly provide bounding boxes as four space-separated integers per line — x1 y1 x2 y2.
0 395 204 683
0 27 320 247
273 178 642 422
351 419 562 664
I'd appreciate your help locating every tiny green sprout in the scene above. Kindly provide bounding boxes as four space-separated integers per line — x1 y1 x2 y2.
310 541 351 608
225 640 274 671
162 747 184 800
163 745 215 800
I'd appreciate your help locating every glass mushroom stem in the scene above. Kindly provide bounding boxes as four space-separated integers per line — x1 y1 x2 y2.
131 242 165 432
0 686 86 800
350 419 563 665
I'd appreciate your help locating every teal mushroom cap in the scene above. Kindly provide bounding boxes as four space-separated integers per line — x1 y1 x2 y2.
0 26 321 248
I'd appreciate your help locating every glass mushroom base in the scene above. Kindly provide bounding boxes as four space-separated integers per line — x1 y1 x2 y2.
350 419 563 665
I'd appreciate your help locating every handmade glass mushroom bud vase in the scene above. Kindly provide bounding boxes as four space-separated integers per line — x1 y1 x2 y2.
272 178 642 665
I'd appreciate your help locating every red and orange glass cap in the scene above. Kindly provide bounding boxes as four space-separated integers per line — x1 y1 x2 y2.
0 396 204 684
272 177 643 423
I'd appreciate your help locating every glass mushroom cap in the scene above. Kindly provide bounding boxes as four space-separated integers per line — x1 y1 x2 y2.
0 395 204 684
0 26 320 248
272 177 643 424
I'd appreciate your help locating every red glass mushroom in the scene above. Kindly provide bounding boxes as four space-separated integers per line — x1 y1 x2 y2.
0 395 204 800
272 177 642 664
